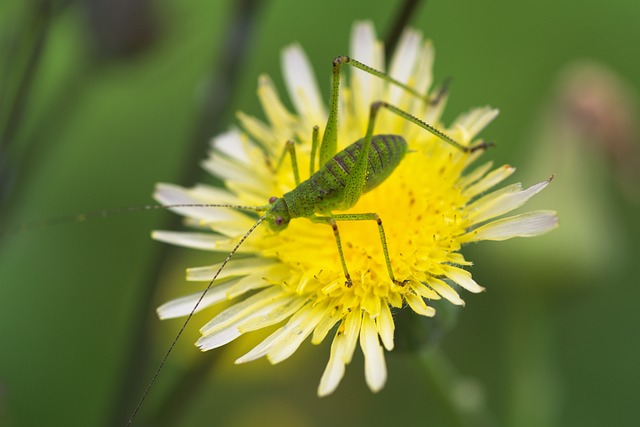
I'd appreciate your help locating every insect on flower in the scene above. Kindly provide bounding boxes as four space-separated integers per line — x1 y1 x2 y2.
146 20 558 408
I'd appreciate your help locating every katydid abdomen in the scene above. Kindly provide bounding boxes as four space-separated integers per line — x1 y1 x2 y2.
283 134 407 217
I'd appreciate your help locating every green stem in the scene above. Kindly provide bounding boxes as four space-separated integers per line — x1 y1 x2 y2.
0 0 52 154
505 291 559 427
414 346 495 427
384 0 425 57
107 1 264 425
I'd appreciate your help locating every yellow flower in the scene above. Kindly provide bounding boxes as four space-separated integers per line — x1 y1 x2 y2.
153 21 558 396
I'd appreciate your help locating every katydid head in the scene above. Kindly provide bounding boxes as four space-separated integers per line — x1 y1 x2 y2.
265 196 291 231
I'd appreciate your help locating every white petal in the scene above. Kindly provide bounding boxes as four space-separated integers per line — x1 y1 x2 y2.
318 333 347 397
267 303 327 364
257 74 297 136
469 107 499 139
201 151 265 187
467 211 559 241
387 27 421 104
458 161 494 190
154 183 248 223
227 263 291 298
444 266 485 294
197 293 295 351
225 274 271 299
210 129 250 163
190 184 239 204
238 296 307 333
467 182 521 212
342 310 362 364
350 21 380 66
151 230 228 251
311 307 343 345
236 111 279 151
235 323 290 364
350 21 384 125
463 165 516 198
360 316 386 393
196 321 244 350
427 277 465 306
234 300 315 364
281 44 325 126
405 293 436 317
199 287 285 336
469 177 553 224
376 303 395 351
412 39 435 95
454 107 499 140
411 281 441 300
156 278 239 319
186 257 276 281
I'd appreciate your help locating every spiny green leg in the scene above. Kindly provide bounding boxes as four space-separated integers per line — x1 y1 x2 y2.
342 102 381 208
321 56 492 156
319 55 433 168
332 213 400 284
348 56 455 111
311 215 353 286
341 56 426 100
347 59 457 142
312 213 401 286
309 125 320 176
374 101 494 153
275 139 301 186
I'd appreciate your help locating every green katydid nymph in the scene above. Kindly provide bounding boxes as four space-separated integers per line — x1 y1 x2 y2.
184 56 492 289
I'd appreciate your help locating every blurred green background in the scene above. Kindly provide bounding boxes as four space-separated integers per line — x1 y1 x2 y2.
0 0 638 426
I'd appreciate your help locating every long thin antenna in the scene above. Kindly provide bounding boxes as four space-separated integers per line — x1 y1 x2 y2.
0 203 268 238
126 215 266 426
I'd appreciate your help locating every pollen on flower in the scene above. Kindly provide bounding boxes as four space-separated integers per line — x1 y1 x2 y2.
153 20 558 396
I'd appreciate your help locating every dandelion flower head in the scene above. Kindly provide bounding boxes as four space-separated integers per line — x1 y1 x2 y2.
153 21 558 396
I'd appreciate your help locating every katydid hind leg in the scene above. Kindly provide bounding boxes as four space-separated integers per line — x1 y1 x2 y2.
319 54 428 169
374 101 493 153
341 102 382 209
321 55 491 157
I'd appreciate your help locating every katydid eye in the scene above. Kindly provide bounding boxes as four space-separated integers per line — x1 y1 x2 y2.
269 196 278 203
275 216 284 226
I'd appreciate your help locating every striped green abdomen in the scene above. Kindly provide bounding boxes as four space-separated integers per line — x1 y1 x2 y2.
283 134 407 216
